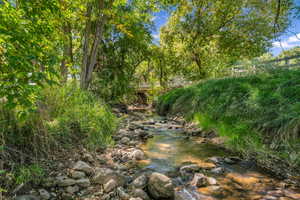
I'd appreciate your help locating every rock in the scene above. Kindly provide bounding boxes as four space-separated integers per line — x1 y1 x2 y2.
93 167 114 184
180 164 200 174
70 170 86 179
42 178 56 188
207 177 217 185
174 188 207 200
104 179 118 193
224 157 240 164
148 172 175 199
117 187 130 200
66 185 79 194
129 198 143 200
130 149 145 160
61 192 73 200
132 188 150 200
73 161 93 174
207 157 221 164
129 141 139 146
76 178 91 188
56 176 77 186
132 174 148 189
210 167 225 174
38 189 50 200
190 173 208 187
15 195 40 200
121 137 130 145
83 153 94 163
93 167 125 186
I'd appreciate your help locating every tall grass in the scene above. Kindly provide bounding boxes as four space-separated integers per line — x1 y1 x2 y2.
157 69 300 170
0 83 117 193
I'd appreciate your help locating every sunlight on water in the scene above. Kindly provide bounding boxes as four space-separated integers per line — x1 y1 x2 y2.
138 125 300 200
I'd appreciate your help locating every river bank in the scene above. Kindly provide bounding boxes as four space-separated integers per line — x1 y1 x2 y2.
12 106 300 200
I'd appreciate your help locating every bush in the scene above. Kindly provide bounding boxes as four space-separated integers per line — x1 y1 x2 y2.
157 69 300 170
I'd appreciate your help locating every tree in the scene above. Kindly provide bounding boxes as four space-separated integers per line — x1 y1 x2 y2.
0 0 60 111
159 0 292 80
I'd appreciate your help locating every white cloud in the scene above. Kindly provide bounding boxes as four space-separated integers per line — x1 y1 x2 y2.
287 33 300 43
273 33 300 49
273 41 293 48
152 33 160 40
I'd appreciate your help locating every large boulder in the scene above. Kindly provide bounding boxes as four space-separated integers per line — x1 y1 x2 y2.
148 172 175 199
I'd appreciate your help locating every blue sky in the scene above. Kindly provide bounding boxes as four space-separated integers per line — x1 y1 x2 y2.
152 2 300 56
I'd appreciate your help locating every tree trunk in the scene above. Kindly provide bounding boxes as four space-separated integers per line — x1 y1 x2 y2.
60 22 73 83
80 0 109 90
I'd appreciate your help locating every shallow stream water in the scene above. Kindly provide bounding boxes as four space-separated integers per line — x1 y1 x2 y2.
137 117 300 200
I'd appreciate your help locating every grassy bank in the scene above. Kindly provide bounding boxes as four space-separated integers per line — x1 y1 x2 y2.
0 83 117 194
157 69 300 176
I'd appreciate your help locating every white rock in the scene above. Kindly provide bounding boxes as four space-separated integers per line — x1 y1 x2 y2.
207 177 217 185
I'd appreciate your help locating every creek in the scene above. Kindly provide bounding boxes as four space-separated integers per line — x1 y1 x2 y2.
136 115 300 200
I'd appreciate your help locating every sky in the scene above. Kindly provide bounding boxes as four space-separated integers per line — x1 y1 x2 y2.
152 1 300 56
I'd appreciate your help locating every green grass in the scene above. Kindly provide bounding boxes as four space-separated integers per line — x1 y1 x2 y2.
157 69 300 171
0 83 118 193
